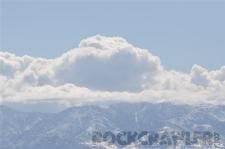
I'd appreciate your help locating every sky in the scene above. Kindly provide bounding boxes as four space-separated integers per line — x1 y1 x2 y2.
1 0 225 72
0 0 225 109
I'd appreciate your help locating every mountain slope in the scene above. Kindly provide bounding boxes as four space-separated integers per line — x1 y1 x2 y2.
0 103 225 149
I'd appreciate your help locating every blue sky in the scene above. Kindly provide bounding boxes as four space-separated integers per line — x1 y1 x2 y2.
1 0 225 72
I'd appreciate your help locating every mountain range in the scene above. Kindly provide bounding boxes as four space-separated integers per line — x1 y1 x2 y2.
0 102 225 149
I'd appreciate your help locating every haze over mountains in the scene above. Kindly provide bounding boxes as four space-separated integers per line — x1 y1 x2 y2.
1 36 225 148
1 102 225 149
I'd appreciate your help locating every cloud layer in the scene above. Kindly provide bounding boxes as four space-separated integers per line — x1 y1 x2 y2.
0 35 225 105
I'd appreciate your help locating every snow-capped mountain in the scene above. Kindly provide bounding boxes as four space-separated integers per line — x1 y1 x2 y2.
0 103 225 149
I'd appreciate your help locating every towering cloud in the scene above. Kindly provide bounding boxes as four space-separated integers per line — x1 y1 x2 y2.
54 35 162 91
0 35 225 105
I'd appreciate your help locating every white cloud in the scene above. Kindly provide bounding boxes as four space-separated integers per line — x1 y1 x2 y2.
53 36 162 91
191 64 210 87
0 35 225 105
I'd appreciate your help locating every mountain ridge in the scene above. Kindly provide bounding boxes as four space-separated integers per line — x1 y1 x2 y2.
0 102 225 149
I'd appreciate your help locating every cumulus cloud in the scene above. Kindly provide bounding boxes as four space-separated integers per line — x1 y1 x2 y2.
0 35 225 105
54 36 162 91
191 65 210 87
